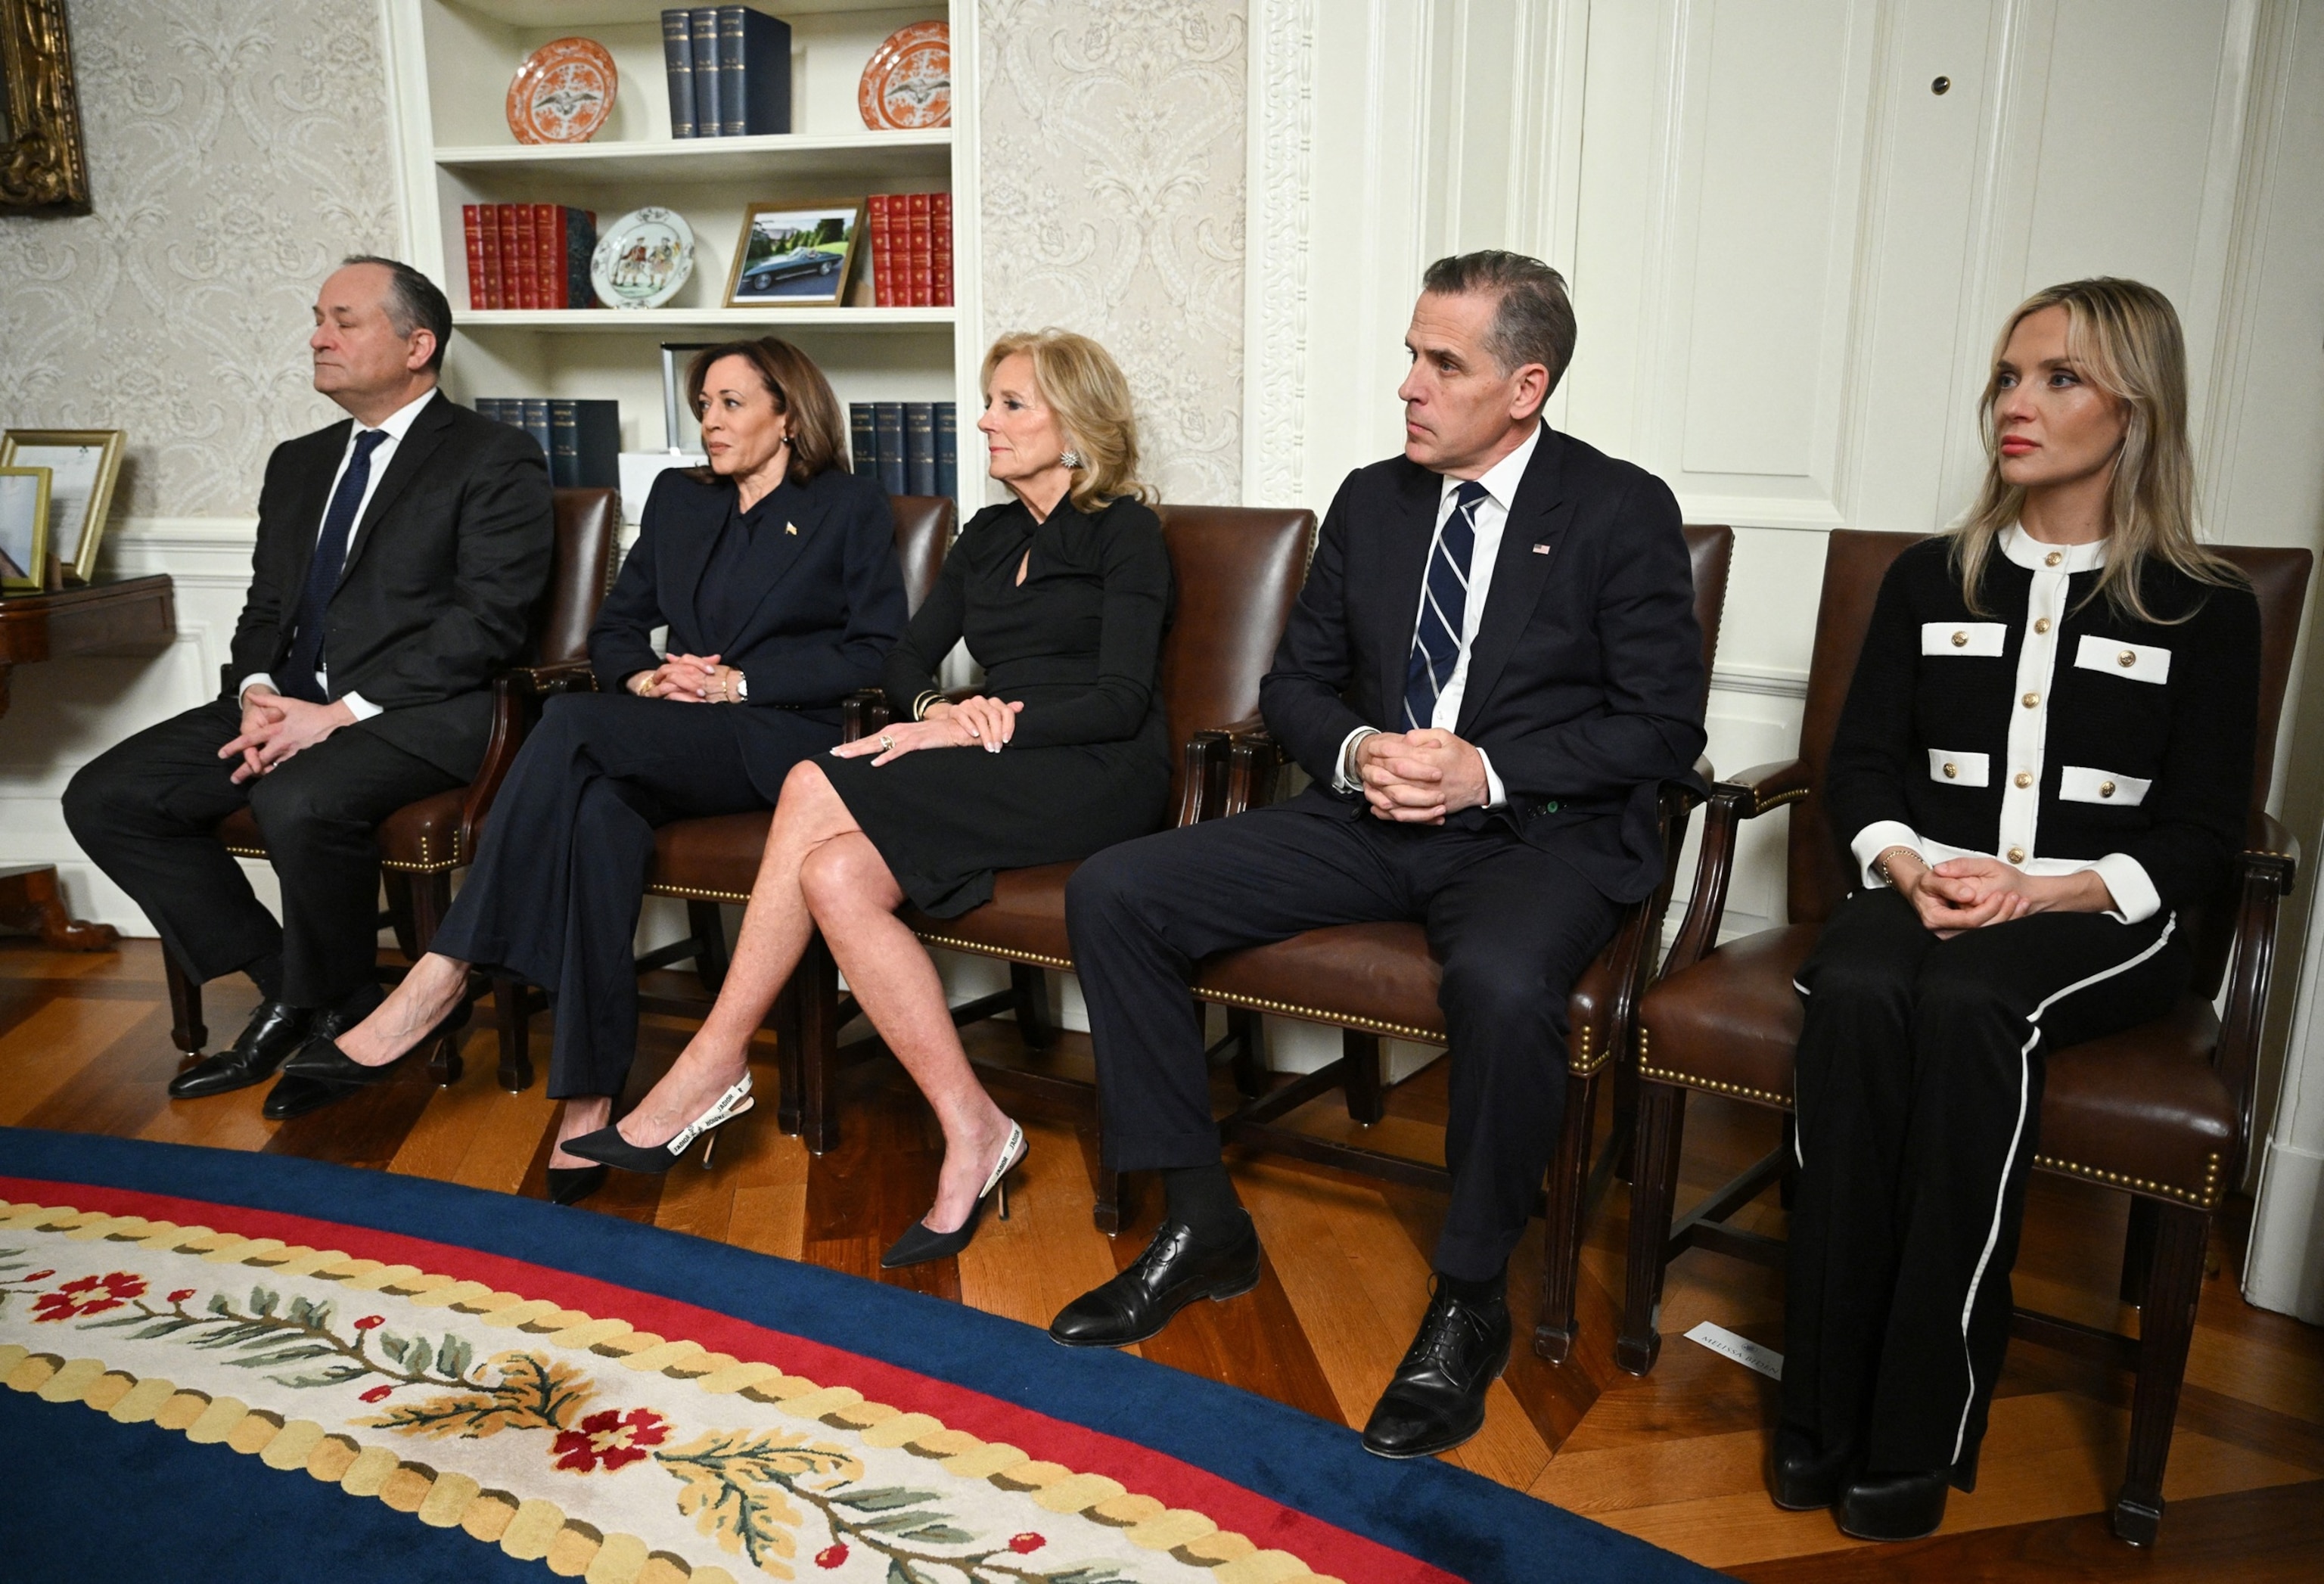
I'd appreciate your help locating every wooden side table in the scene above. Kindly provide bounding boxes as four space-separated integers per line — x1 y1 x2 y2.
0 574 178 949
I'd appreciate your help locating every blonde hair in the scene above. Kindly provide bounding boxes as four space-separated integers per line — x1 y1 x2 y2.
1953 277 2239 623
980 329 1155 513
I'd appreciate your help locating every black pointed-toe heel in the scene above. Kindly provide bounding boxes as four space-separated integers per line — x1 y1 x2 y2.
545 1165 608 1206
563 1076 754 1176
880 1122 1027 1270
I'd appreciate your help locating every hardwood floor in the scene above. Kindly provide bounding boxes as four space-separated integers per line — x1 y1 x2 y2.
5 936 2321 1579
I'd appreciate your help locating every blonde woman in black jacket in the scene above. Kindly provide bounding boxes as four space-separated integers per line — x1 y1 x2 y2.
1776 279 2259 1541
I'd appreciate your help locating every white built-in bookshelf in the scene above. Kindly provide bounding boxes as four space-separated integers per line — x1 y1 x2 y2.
382 0 978 496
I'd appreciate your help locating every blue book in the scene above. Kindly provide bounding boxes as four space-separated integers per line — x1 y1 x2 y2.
549 399 620 489
689 8 722 136
903 402 936 495
520 398 553 462
661 10 696 137
849 402 878 479
934 402 957 498
717 6 792 135
873 402 906 496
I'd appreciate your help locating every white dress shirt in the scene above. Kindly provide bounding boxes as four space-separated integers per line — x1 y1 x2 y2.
1332 422 1543 809
1849 524 2161 924
238 386 440 721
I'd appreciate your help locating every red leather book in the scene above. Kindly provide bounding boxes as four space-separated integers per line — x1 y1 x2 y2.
909 202 931 306
870 194 894 307
514 205 539 310
535 203 563 308
495 205 520 311
930 192 952 308
462 206 486 309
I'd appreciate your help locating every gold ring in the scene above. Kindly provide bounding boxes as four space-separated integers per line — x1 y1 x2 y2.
879 734 893 752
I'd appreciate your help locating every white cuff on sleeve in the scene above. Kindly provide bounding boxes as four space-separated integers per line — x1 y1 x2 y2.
238 673 277 701
1476 747 1508 810
1851 821 1925 888
337 691 384 722
2089 853 2161 925
1334 726 1379 794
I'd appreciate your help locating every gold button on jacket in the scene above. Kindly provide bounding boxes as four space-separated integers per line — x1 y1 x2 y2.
2100 781 2117 798
2007 846 2027 862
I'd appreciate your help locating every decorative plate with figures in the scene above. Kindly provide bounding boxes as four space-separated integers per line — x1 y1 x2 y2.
591 207 695 309
506 36 617 144
857 21 951 130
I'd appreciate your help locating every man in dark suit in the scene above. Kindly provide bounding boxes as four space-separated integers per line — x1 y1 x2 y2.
1053 252 1707 1457
64 256 553 1112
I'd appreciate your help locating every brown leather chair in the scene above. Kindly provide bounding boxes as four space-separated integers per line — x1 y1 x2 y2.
1618 530 2310 1546
793 504 1319 1202
160 487 622 1085
1182 524 1733 1363
489 496 958 1096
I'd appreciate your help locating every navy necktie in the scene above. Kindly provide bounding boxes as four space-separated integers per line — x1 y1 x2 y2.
1403 480 1489 731
279 428 388 703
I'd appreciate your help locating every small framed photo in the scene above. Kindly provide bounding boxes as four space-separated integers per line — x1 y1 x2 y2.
725 201 865 307
0 466 52 593
0 429 125 583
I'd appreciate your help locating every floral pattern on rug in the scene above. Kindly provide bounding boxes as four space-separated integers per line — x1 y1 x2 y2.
0 1203 1331 1584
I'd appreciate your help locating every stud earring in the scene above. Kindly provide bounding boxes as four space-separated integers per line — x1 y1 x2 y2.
1058 449 1085 470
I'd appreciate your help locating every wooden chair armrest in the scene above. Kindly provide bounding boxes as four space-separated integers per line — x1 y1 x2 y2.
841 689 891 743
2245 809 2300 894
508 658 598 696
1659 758 1806 977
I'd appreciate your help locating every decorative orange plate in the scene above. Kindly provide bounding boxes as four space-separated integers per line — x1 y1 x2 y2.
506 36 617 145
858 21 951 131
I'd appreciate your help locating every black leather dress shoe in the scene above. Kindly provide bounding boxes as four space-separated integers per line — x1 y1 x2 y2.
1048 1216 1261 1348
1359 1281 1512 1458
1769 1424 1851 1511
1838 1471 1949 1541
168 1001 309 1100
263 1002 464 1121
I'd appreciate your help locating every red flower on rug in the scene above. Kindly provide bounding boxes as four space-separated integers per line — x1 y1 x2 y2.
1009 1533 1046 1553
551 1408 670 1473
166 1288 195 1303
32 1271 146 1323
815 1543 849 1569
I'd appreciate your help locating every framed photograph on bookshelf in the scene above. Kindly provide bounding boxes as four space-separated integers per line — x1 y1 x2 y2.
724 202 865 307
0 466 52 592
0 428 125 582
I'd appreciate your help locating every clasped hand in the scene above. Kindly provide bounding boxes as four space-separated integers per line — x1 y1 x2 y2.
1354 728 1491 825
831 696 1024 766
217 687 355 784
630 653 744 703
1887 851 2114 937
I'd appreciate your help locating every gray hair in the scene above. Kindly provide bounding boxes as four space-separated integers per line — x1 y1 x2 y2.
1420 250 1577 393
340 255 452 372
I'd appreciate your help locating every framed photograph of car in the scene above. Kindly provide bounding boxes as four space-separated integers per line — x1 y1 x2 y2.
724 202 865 307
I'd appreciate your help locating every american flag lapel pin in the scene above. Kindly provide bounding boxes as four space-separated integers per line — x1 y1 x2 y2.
1531 540 1552 554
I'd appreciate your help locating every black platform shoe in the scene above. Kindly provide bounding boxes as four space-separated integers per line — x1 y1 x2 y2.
881 1123 1026 1269
1359 1278 1512 1458
1838 1471 1950 1541
1769 1424 1851 1511
168 1000 309 1099
562 1076 755 1174
1049 1214 1262 1348
263 999 471 1120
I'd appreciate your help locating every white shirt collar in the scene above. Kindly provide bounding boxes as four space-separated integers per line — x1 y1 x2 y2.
1440 421 1544 511
2000 523 2106 573
352 385 438 445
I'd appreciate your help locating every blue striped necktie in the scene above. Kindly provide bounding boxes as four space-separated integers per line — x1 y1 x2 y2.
278 427 388 703
1403 480 1489 730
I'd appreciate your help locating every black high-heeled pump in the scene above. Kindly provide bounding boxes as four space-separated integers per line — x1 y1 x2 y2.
545 1165 608 1206
881 1122 1027 1269
563 1075 754 1175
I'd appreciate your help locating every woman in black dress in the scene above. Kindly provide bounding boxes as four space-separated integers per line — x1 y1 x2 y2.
570 330 1174 1266
1774 279 2258 1540
278 340 907 1201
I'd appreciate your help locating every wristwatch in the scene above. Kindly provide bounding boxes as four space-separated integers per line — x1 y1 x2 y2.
732 672 747 703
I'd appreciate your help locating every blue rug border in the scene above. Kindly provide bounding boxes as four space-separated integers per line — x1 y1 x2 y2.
0 1127 1718 1584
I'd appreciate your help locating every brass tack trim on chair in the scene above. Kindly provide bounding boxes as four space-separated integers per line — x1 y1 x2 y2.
910 932 1076 973
1639 1030 1796 1109
1568 1025 1612 1077
1188 986 1443 1045
1752 787 1810 816
647 884 753 904
222 843 269 861
2030 1151 2220 1210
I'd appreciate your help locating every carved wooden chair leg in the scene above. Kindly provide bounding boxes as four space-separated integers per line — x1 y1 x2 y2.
1010 962 1058 1049
1228 1009 1268 1098
1343 1030 1387 1125
1092 1165 1136 1236
2119 1196 2160 1306
2112 1200 2208 1545
687 899 730 992
1536 1067 1600 1364
163 949 208 1060
799 933 842 1156
771 973 804 1135
492 975 533 1092
1617 1079 1688 1375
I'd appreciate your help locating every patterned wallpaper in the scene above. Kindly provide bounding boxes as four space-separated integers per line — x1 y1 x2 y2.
979 0 1248 505
0 0 399 521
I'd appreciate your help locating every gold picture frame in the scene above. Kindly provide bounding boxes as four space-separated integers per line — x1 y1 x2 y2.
1 428 123 582
0 465 52 593
0 0 90 213
724 200 866 309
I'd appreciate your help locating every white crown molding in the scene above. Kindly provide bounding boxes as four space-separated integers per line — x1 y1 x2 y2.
1241 0 1314 508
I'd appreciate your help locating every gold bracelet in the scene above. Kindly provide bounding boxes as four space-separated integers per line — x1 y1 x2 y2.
912 690 943 721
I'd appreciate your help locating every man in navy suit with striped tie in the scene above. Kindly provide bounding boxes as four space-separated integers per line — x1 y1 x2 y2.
1055 252 1707 1456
